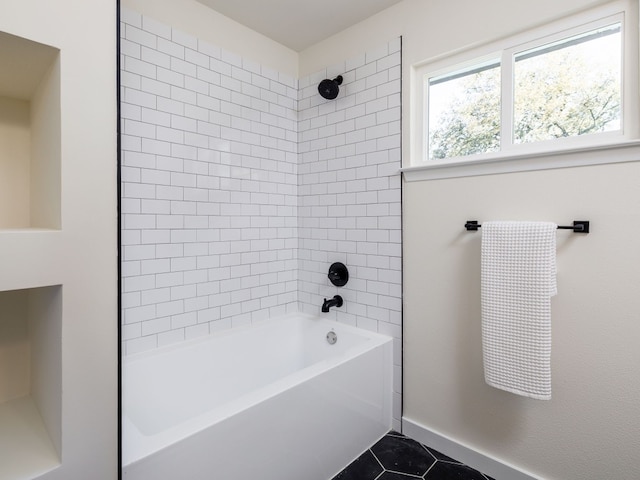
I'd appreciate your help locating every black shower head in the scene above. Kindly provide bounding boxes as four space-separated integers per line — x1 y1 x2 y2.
318 75 343 100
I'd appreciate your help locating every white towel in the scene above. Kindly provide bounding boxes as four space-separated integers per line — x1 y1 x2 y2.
481 221 557 400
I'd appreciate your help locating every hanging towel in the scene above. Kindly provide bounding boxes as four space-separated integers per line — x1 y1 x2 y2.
481 221 557 400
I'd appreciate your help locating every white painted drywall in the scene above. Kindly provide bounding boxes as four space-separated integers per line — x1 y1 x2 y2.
0 290 30 402
403 162 640 480
299 0 610 77
30 57 61 229
29 286 63 458
0 0 118 478
0 97 31 228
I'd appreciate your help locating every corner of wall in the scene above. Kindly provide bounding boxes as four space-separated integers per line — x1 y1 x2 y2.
122 0 299 78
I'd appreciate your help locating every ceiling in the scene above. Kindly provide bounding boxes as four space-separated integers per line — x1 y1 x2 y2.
196 0 403 51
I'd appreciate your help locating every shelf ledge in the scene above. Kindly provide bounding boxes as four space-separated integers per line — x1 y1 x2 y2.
0 395 60 479
402 139 640 181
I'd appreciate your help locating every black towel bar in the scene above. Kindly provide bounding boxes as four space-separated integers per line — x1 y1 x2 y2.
465 220 589 233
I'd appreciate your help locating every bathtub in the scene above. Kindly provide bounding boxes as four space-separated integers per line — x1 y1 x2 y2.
122 313 392 480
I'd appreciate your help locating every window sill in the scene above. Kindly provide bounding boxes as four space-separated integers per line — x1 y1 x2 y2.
401 139 640 181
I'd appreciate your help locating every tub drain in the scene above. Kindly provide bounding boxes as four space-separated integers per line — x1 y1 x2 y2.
326 331 337 345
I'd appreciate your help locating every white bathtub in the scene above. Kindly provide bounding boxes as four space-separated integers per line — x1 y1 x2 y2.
122 313 392 480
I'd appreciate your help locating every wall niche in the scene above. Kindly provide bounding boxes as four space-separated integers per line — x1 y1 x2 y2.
0 31 60 230
0 285 62 479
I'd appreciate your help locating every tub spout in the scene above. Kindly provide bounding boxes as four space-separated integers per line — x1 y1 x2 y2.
322 295 343 313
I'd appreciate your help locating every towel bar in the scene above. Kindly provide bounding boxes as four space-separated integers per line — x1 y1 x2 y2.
465 220 589 233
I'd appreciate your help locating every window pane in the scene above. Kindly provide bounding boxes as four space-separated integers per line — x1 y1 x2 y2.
514 23 621 144
428 61 501 160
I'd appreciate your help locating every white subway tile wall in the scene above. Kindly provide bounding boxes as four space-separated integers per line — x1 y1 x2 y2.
298 40 402 426
120 8 402 427
121 9 299 354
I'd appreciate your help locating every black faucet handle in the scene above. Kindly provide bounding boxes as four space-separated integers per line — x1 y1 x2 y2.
328 262 349 286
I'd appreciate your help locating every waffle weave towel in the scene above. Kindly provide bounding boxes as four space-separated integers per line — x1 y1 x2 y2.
481 221 557 400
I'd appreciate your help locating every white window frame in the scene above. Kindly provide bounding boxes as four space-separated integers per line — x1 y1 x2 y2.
406 0 640 181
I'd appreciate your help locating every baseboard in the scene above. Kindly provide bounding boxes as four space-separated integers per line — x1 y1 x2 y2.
401 417 541 480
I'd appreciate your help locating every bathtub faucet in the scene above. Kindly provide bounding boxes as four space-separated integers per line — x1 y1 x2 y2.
322 295 343 313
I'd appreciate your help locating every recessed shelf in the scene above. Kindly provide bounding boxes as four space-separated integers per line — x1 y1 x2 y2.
0 396 60 480
0 31 60 230
0 285 62 479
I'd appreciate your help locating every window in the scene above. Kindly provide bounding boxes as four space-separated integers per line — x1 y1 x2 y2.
428 59 501 159
412 0 638 172
512 24 621 145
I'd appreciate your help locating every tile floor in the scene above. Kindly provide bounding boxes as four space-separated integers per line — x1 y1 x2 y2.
333 431 495 480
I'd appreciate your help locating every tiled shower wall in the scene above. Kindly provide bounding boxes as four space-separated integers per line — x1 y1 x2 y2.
120 9 298 354
119 8 402 426
298 40 402 423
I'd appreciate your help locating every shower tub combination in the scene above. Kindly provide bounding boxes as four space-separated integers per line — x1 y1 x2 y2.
122 313 393 480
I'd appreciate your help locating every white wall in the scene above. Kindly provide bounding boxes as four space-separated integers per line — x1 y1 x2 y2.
404 161 640 480
300 0 640 479
299 0 609 76
0 0 118 478
120 8 299 354
0 97 30 228
123 0 298 78
298 39 403 428
120 2 404 429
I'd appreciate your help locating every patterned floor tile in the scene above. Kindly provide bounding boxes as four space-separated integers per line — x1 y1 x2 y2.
371 434 436 476
379 471 423 479
333 449 383 480
332 431 495 480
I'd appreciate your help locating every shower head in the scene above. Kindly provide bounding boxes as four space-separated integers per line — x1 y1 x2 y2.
318 75 343 100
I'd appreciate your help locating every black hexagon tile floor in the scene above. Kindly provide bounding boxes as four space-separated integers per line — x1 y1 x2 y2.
333 431 495 480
